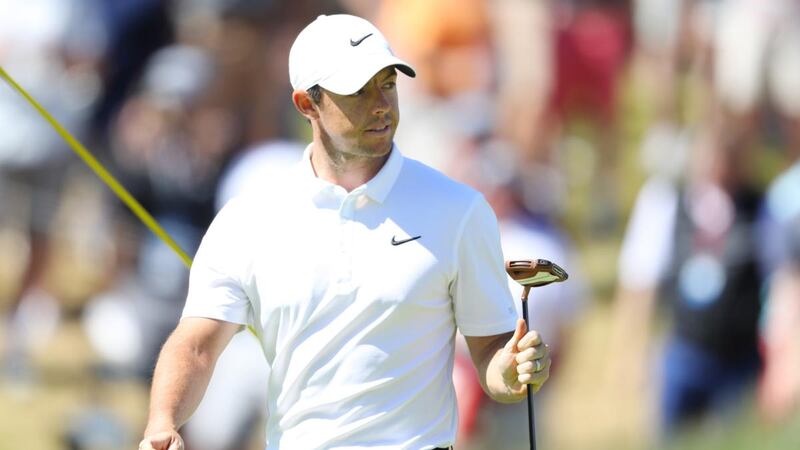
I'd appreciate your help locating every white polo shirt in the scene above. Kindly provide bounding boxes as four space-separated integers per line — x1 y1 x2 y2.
183 145 517 449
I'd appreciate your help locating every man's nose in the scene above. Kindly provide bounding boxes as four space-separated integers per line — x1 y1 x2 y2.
372 89 390 115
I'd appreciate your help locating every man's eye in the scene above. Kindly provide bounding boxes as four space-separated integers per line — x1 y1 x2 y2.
350 89 364 97
384 81 396 89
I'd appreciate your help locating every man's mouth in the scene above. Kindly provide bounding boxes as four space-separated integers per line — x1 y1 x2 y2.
365 124 391 133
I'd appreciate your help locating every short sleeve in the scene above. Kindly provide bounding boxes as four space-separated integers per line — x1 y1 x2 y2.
182 198 253 325
451 195 518 336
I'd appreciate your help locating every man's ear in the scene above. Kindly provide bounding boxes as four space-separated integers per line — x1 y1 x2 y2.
292 89 320 120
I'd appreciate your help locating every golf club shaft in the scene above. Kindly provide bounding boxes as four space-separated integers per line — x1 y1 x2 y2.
522 299 536 450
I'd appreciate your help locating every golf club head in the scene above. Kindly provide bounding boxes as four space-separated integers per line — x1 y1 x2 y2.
506 259 569 288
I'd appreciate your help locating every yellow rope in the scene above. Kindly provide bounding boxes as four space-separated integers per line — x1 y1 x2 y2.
1 66 264 338
0 66 193 268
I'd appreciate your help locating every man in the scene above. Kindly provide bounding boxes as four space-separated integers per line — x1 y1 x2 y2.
611 126 764 441
758 161 800 423
140 14 550 450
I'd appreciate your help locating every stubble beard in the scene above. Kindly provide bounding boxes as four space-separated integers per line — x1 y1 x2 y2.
320 130 394 170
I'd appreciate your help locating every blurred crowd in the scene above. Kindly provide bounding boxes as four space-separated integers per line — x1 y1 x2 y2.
0 0 799 449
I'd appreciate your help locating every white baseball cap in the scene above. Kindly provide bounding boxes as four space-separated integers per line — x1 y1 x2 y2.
289 14 415 95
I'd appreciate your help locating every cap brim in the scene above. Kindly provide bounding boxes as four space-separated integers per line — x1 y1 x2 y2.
318 54 416 95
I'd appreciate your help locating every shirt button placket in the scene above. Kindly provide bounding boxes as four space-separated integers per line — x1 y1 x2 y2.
337 194 356 284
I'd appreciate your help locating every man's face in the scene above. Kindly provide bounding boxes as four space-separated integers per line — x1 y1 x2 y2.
314 67 399 159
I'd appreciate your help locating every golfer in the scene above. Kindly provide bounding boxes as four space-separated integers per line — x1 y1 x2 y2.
141 14 550 450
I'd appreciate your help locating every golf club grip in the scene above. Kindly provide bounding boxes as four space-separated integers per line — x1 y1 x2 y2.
522 300 536 450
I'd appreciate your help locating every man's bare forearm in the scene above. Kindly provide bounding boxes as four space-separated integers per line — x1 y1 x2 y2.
145 333 214 433
145 318 240 435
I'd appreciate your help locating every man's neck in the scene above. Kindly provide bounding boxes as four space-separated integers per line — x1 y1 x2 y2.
310 142 390 192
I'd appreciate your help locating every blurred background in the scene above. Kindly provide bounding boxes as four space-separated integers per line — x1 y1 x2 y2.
1 0 800 449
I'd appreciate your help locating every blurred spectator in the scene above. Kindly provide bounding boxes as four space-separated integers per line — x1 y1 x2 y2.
611 123 766 442
491 0 554 157
758 161 800 279
713 0 800 162
377 0 492 99
548 0 631 140
757 161 800 423
81 218 177 378
0 0 108 378
91 0 174 137
631 0 698 181
540 0 633 233
758 243 800 425
111 43 230 238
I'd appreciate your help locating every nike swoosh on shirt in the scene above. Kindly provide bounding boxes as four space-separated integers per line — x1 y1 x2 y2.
391 235 421 246
350 33 373 46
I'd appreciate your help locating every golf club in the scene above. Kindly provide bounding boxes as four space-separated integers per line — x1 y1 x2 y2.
505 259 569 450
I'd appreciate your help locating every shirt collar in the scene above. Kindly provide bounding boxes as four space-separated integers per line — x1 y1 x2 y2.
296 143 404 204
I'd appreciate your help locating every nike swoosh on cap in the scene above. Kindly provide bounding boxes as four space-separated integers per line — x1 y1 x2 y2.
391 235 421 246
350 33 373 46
